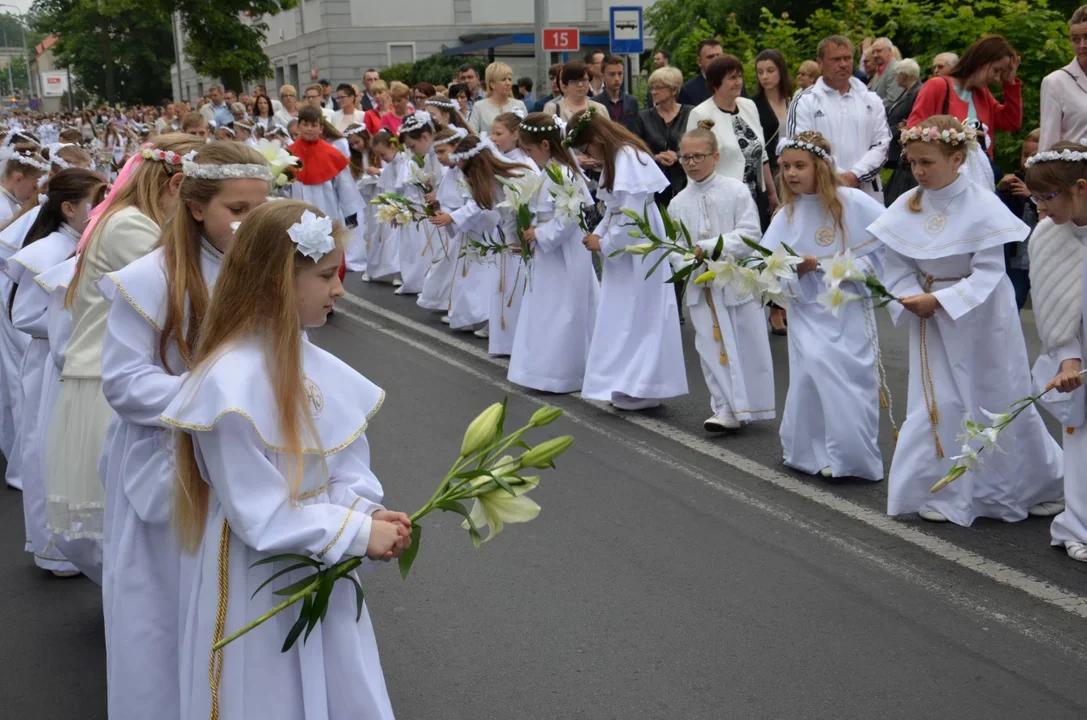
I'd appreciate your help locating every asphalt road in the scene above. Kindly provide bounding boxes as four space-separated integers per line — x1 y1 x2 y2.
3 273 1087 719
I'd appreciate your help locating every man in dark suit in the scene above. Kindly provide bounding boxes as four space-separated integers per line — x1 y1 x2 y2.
359 69 380 112
533 63 564 113
677 39 722 106
593 54 640 132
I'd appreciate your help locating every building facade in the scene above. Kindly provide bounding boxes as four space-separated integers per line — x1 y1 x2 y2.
171 0 655 102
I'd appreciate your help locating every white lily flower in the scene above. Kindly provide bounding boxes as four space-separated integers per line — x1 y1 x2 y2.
705 257 738 293
951 444 982 472
977 427 1005 455
756 267 783 295
763 245 802 280
461 474 541 542
957 417 983 444
763 288 791 308
816 285 861 317
819 249 864 288
395 210 413 225
979 408 1012 427
734 265 762 297
375 204 399 224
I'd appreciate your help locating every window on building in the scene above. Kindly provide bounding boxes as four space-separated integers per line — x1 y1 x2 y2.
275 64 285 90
197 81 204 97
388 43 415 66
288 61 299 89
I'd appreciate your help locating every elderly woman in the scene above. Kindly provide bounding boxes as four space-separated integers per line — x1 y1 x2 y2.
795 60 820 92
686 54 778 212
883 58 923 205
466 61 527 134
634 66 693 204
273 84 299 127
1041 6 1087 150
380 81 414 134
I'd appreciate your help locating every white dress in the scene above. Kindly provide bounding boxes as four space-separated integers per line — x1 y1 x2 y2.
870 174 1064 525
764 189 887 479
486 152 536 356
96 240 223 720
161 336 395 720
668 174 775 422
8 227 79 572
288 165 366 228
508 165 599 392
396 149 443 295
367 156 403 282
45 206 162 584
448 197 500 331
581 146 688 402
418 166 464 312
346 151 378 272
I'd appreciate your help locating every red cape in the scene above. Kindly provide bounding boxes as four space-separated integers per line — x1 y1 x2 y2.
287 138 349 185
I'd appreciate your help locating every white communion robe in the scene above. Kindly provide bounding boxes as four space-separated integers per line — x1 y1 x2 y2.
8 228 79 572
346 151 379 272
95 239 223 720
288 165 366 230
418 166 464 312
367 156 403 282
161 336 395 720
448 197 500 331
487 151 536 356
1026 218 1087 550
764 189 888 480
668 174 775 422
507 165 599 392
396 149 443 295
581 146 688 403
870 174 1063 525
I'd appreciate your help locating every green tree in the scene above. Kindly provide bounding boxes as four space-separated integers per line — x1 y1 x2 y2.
379 53 488 88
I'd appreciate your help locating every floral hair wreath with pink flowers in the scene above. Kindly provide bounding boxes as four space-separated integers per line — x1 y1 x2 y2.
899 125 978 149
139 143 184 165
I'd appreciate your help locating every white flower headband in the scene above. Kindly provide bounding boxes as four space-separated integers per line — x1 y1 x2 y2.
900 125 978 147
287 209 336 261
344 125 369 137
140 145 184 165
1024 143 1087 169
47 142 76 169
234 120 255 131
433 127 468 146
0 147 51 173
180 150 274 182
449 133 501 163
37 193 48 205
512 107 527 120
519 117 566 138
425 98 456 111
780 138 832 163
400 110 434 134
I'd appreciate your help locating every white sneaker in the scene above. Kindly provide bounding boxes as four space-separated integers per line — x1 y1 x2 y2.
1067 542 1087 562
611 393 661 411
440 315 451 325
1028 501 1065 517
392 278 403 287
919 509 949 522
361 272 371 282
704 412 741 432
51 569 80 578
474 326 489 339
819 466 833 478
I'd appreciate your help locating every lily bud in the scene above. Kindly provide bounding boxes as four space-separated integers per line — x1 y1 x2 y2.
627 242 654 255
930 465 966 493
694 270 716 285
529 406 563 427
518 435 574 469
461 402 503 457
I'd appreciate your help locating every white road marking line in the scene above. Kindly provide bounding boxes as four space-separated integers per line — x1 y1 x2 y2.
337 292 1087 623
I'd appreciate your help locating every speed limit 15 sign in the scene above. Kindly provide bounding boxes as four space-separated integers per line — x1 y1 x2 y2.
542 28 580 52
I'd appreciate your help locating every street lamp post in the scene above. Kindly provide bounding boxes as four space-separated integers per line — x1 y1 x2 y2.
0 8 34 100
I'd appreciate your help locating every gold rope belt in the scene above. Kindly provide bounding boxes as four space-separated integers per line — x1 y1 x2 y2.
209 519 231 720
918 273 970 459
704 288 728 365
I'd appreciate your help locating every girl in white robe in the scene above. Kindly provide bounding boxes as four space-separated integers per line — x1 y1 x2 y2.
567 109 688 410
508 112 599 392
97 143 272 720
165 200 410 720
6 169 106 575
345 124 379 272
396 112 444 295
418 127 468 316
44 134 204 584
367 131 403 284
1021 141 1087 560
765 133 888 480
668 121 775 431
869 116 1063 525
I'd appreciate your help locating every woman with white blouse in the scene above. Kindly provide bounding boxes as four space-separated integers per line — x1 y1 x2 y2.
467 62 527 135
273 84 300 128
686 54 779 213
1040 6 1087 150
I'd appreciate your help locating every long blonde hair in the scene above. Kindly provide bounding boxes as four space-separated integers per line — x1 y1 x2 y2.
65 133 204 308
174 200 348 552
906 115 968 213
778 131 846 245
159 141 269 375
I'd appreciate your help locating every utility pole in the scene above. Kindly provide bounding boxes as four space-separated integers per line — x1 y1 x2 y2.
533 0 548 105
2 25 13 102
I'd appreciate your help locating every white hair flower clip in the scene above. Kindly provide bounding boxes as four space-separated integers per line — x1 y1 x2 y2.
512 107 527 119
229 221 241 234
1025 148 1087 169
37 193 48 205
287 210 335 261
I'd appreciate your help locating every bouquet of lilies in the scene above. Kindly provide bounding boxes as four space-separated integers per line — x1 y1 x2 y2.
814 249 901 318
213 399 574 653
371 191 432 227
542 162 591 234
254 138 302 188
611 203 699 282
497 173 547 265
690 237 800 307
408 153 435 196
930 371 1087 492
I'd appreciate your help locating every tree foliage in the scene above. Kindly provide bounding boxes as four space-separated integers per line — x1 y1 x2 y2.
646 0 1073 169
379 53 489 88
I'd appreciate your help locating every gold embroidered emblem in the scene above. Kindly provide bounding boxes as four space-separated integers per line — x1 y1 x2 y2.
814 226 836 247
303 376 324 418
924 213 946 235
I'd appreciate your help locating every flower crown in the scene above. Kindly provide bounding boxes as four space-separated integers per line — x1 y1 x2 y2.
46 142 76 169
425 98 456 111
779 135 832 163
1024 146 1087 169
344 125 369 138
900 125 977 148
433 127 469 146
287 209 336 261
234 119 255 131
0 146 51 173
179 150 274 182
400 111 434 134
562 107 597 148
449 133 501 163
37 192 48 206
520 116 567 138
140 144 184 165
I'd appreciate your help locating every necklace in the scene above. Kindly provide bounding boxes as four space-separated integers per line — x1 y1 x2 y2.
924 194 955 235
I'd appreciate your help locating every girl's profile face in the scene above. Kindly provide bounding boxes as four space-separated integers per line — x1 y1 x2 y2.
490 123 517 154
520 138 550 169
907 141 961 191
435 144 454 167
1031 179 1087 226
406 132 432 155
64 188 100 232
375 144 398 163
348 134 367 153
779 148 818 195
190 178 269 247
296 246 345 327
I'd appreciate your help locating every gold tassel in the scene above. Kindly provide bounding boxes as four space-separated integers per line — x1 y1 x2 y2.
879 389 888 409
719 351 728 365
893 427 900 442
930 408 939 426
934 433 945 460
713 326 721 341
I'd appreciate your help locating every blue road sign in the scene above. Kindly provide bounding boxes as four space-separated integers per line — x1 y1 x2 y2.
609 6 643 54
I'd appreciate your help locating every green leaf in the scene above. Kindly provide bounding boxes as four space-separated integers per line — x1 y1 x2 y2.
712 235 725 261
250 553 320 569
273 574 320 597
781 242 800 257
517 204 533 229
659 202 675 240
282 595 311 653
398 524 423 580
492 474 515 495
347 574 365 623
742 236 772 256
679 221 693 249
435 499 472 518
250 563 314 600
496 395 508 439
642 251 670 281
468 525 482 549
667 263 696 285
305 571 337 641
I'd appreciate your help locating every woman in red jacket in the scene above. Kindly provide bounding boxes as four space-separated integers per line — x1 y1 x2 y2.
907 35 1021 158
